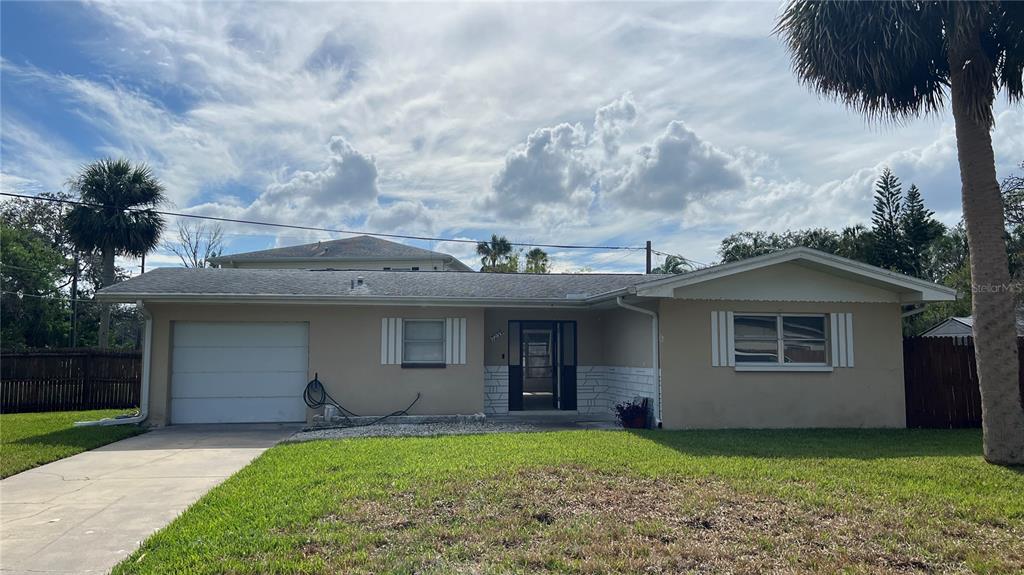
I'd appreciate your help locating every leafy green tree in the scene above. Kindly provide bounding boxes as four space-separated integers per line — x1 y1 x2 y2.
870 168 909 273
902 184 946 277
837 224 874 262
776 0 1024 464
0 224 69 349
476 234 513 272
524 248 550 274
65 159 166 348
1002 161 1024 227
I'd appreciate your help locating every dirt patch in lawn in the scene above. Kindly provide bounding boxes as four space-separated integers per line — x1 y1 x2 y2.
293 466 1022 574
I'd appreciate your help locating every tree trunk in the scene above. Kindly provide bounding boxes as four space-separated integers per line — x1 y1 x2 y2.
949 47 1024 465
97 246 115 349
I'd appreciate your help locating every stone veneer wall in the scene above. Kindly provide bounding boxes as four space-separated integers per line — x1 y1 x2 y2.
577 366 657 416
484 365 509 415
483 365 656 417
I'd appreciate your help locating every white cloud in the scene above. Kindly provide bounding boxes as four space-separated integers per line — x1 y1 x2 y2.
365 200 434 235
482 122 596 221
594 92 638 159
605 120 745 211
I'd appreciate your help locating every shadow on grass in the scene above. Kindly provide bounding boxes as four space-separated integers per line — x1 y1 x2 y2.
12 426 142 450
628 428 985 460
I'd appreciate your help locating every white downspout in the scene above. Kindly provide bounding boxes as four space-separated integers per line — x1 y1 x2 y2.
75 300 151 427
615 296 661 428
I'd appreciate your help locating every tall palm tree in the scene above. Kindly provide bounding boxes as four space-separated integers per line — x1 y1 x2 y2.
776 1 1024 464
524 247 550 274
476 234 513 271
65 159 166 348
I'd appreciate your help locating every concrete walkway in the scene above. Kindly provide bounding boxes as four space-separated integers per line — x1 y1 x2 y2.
0 424 297 575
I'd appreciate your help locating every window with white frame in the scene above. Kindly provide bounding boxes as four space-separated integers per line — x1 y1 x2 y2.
733 314 828 365
402 319 445 365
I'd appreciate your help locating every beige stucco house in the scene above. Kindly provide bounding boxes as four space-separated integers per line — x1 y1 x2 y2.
97 246 956 429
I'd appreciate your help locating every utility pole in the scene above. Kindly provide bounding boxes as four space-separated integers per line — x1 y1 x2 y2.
140 253 145 274
70 253 79 348
645 240 652 274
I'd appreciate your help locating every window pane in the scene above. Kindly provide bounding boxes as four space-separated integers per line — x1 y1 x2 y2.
734 315 777 339
783 340 826 364
404 341 445 363
734 340 779 363
405 320 444 341
782 316 826 340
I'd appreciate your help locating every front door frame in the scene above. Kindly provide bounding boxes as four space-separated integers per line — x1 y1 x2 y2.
507 320 577 411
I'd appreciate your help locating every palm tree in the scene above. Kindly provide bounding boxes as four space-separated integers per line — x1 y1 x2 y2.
651 255 691 274
476 234 513 272
65 159 166 348
524 247 550 273
776 1 1024 464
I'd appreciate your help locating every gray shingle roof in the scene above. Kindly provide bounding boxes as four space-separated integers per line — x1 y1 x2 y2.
97 268 648 303
209 235 466 264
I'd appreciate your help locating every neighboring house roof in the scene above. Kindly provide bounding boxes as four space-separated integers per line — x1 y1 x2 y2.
920 314 1024 337
99 246 958 307
207 235 473 271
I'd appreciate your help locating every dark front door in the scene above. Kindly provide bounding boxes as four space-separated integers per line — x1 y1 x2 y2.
508 320 577 411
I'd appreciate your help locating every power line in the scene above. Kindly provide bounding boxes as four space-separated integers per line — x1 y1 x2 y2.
1 192 648 252
0 290 105 303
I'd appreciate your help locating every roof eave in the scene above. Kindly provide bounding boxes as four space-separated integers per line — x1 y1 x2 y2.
94 292 605 308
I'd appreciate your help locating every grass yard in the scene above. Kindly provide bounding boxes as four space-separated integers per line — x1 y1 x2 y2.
0 409 144 478
114 429 1023 574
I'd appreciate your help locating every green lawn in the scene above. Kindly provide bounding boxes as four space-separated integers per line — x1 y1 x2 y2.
0 409 144 478
114 429 1023 574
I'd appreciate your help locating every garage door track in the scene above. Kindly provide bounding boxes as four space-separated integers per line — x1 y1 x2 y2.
0 424 297 575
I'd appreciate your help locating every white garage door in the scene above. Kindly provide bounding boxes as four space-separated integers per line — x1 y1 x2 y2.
171 322 309 424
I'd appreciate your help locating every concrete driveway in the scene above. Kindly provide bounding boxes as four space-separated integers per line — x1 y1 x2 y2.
0 424 297 575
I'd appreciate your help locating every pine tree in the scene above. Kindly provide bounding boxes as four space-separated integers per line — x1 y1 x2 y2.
870 168 909 273
901 184 944 278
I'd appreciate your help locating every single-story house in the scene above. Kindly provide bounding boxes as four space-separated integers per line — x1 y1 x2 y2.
97 246 956 429
920 314 1024 337
208 234 473 271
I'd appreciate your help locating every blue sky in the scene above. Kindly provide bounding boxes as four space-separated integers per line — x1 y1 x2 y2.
2 1 1022 273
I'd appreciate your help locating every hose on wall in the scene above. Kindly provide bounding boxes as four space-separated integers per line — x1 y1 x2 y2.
303 373 421 429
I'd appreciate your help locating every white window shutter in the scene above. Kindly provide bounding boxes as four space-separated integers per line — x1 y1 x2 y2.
381 318 403 365
829 312 854 367
445 317 467 365
711 311 732 367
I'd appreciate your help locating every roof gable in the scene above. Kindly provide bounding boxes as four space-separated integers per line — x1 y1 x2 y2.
634 247 957 303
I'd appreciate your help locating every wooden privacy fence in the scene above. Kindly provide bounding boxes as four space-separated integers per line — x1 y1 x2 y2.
1 349 141 413
903 336 1024 428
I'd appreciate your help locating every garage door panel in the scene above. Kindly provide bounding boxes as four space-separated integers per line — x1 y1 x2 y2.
171 398 307 424
171 371 308 399
173 322 308 348
171 322 308 424
172 346 307 375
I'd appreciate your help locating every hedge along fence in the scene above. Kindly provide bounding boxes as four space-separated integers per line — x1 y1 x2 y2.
1 349 141 413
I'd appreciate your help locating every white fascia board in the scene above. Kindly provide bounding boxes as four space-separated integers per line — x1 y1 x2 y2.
94 293 602 308
632 247 957 302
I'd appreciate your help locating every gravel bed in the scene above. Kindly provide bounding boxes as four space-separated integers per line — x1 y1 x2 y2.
289 420 576 441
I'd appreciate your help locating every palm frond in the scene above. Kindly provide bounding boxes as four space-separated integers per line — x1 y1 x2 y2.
775 1 949 124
